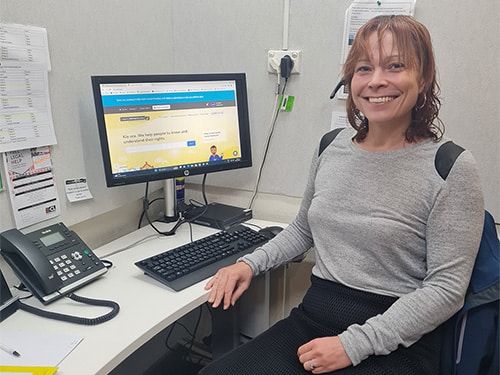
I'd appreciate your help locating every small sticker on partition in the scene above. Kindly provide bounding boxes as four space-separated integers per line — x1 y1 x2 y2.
65 177 93 202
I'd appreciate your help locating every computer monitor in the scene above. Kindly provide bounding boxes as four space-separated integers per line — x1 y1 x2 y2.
91 72 252 220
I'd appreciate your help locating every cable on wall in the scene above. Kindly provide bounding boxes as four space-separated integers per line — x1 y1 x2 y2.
248 54 294 210
248 78 282 209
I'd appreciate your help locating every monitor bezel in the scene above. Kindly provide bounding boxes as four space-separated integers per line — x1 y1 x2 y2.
91 72 252 188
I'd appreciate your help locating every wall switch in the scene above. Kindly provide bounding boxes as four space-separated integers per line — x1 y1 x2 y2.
268 50 301 74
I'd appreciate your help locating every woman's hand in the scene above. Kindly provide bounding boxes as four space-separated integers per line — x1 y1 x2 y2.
297 336 352 373
205 261 253 310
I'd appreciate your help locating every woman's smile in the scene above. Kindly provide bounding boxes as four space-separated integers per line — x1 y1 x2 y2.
366 96 397 103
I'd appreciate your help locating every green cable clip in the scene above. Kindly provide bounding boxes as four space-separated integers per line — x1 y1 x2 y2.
279 95 295 112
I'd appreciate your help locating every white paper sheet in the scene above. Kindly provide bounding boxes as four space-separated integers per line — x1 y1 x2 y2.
0 61 57 153
0 329 82 367
0 23 51 70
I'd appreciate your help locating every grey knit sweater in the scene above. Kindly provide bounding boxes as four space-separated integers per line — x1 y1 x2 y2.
241 128 484 366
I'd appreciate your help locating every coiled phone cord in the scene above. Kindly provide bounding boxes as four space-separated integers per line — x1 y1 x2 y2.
16 292 120 325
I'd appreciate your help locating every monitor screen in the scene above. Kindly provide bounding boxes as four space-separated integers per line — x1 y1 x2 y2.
91 73 252 188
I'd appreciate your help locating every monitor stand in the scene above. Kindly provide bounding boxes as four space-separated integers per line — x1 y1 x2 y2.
158 178 178 223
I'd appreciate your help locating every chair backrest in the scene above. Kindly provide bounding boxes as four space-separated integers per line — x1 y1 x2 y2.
439 210 499 375
430 137 499 375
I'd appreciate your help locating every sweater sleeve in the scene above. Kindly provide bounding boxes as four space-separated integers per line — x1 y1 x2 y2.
338 150 484 365
239 148 320 275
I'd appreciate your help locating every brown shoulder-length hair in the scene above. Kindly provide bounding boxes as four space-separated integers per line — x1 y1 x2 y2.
343 15 443 143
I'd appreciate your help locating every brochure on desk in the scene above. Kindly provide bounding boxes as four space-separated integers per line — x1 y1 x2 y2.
0 329 82 371
0 366 57 375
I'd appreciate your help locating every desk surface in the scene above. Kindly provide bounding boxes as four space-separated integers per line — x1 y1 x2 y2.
1 219 276 375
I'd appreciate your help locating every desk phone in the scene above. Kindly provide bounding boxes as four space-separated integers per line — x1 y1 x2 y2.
0 222 107 305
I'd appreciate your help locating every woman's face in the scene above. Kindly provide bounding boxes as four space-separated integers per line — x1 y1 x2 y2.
350 31 422 130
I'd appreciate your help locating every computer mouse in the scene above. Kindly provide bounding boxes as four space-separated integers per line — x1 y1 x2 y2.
259 226 284 239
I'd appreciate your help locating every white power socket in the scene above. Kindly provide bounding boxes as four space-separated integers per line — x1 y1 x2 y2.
267 50 301 74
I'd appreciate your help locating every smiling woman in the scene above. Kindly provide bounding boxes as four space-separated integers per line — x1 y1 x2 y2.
197 15 484 375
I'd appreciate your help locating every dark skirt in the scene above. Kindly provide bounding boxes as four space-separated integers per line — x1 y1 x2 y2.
198 275 442 375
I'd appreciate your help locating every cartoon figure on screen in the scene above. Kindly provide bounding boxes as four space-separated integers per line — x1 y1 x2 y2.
141 161 154 170
208 145 223 162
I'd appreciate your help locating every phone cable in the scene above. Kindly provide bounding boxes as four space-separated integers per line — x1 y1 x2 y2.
16 292 120 325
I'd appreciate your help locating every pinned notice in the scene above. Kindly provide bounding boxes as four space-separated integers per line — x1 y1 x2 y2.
64 177 93 202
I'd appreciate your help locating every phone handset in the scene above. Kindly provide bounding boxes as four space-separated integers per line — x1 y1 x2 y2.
0 229 63 296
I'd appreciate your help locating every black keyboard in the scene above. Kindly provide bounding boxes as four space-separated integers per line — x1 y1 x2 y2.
135 225 269 291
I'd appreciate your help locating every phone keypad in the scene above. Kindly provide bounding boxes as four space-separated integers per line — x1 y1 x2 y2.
50 254 81 282
48 249 100 284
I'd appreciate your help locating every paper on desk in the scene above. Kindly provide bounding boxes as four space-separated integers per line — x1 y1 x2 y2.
0 329 82 367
